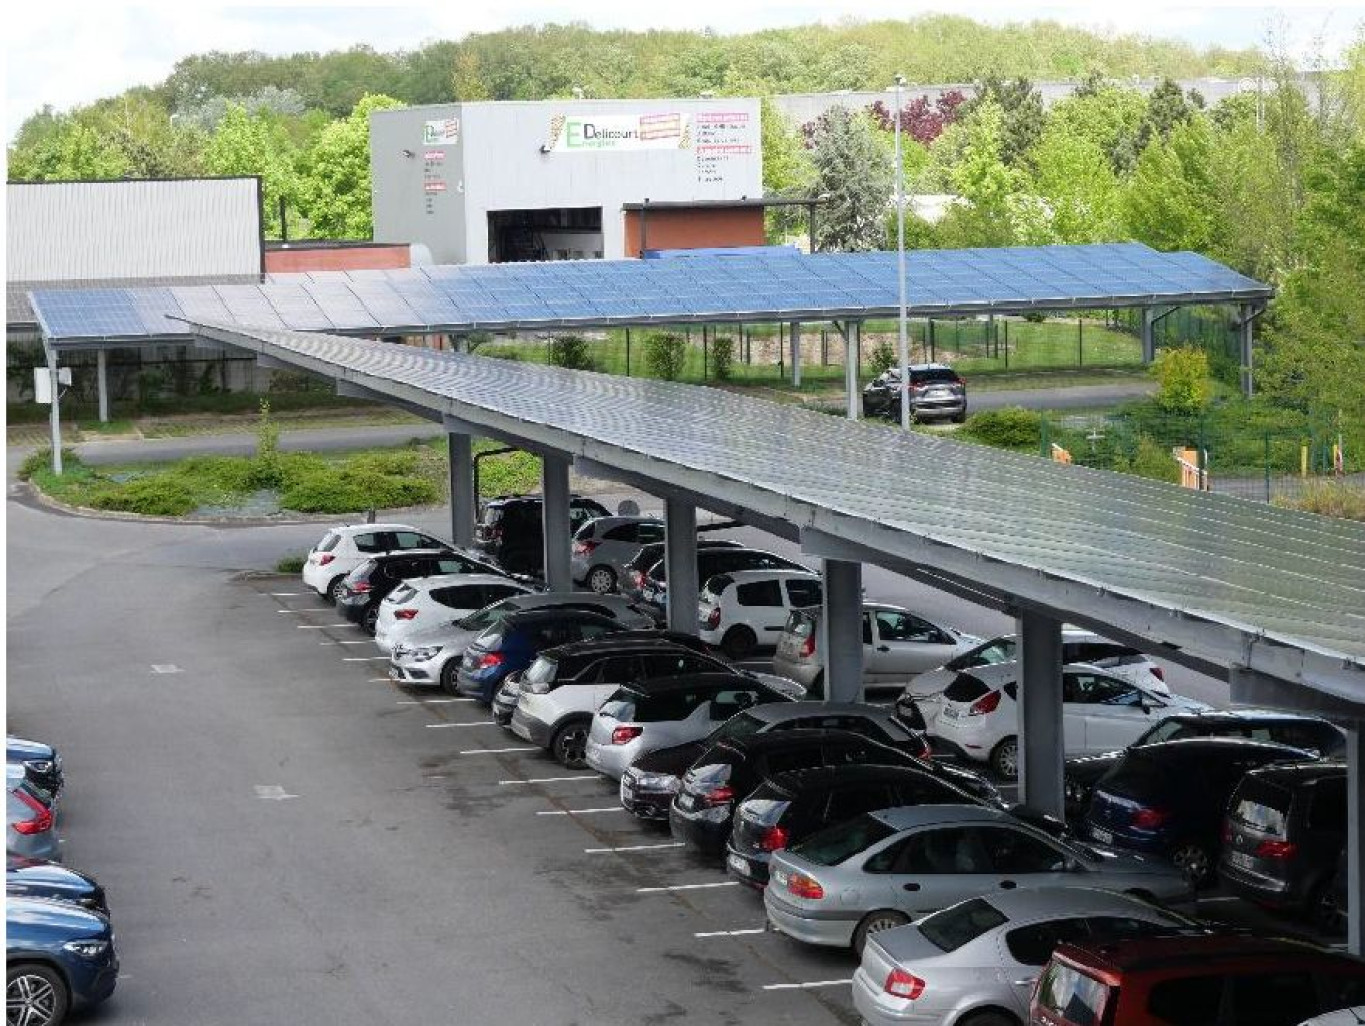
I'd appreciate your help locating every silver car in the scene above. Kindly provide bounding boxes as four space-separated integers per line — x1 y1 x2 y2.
773 604 981 698
387 592 657 694
571 516 665 594
764 803 1189 954
7 766 58 862
853 887 1200 1026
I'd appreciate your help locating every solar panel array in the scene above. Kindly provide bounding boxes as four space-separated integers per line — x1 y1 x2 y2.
30 243 1272 344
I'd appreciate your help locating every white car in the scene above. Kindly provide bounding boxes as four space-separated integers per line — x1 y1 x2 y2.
697 569 823 659
1298 1010 1365 1026
301 523 449 601
904 628 1170 730
373 573 534 654
931 662 1211 778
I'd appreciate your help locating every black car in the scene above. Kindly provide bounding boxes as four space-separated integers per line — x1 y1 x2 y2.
474 494 610 576
1063 711 1344 820
1083 737 1316 886
639 547 812 617
620 538 743 604
6 855 107 915
335 549 504 633
861 363 966 423
1220 759 1346 922
726 763 991 887
7 735 63 802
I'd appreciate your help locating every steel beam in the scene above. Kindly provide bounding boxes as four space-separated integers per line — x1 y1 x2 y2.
1239 302 1255 397
96 350 109 423
442 414 560 456
836 320 859 420
790 321 801 387
1018 610 1064 817
1140 307 1155 364
45 346 63 475
821 558 864 702
663 498 698 634
448 432 475 549
541 454 572 592
1349 727 1365 956
334 380 444 423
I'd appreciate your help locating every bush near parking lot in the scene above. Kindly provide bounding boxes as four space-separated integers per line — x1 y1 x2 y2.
644 331 688 381
959 407 1042 448
1275 480 1365 521
710 335 735 381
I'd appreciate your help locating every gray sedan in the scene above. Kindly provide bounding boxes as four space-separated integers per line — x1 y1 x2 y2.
764 804 1188 954
853 887 1200 1025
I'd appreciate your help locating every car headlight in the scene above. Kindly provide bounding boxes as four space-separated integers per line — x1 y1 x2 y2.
634 772 680 792
406 646 442 661
62 940 109 959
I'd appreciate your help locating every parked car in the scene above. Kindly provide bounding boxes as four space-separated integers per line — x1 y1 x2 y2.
301 523 450 601
930 663 1210 779
388 592 658 694
373 573 533 654
7 735 63 803
474 494 611 575
1220 759 1346 923
6 856 107 915
1083 737 1317 886
335 549 506 633
586 672 799 780
903 629 1171 730
640 547 811 619
862 363 967 422
764 804 1189 955
774 603 981 699
727 763 993 888
1298 1010 1365 1026
6 896 119 1026
854 887 1203 1026
1064 711 1344 821
571 515 665 594
620 538 743 603
1031 933 1365 1026
697 569 823 659
457 608 625 704
7 765 58 862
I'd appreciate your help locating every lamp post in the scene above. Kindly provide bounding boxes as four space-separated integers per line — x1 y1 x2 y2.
893 74 909 429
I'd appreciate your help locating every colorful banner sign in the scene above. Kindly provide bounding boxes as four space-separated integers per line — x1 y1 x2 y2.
423 118 460 146
546 112 691 153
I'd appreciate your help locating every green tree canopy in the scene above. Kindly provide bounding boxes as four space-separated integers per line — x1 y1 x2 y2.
203 104 304 239
296 93 404 239
809 106 893 251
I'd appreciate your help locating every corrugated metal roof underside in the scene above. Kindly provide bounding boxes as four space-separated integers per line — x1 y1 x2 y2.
31 243 1272 344
186 323 1365 672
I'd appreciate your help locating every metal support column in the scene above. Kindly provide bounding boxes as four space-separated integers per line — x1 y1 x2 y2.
843 322 860 420
1348 726 1365 956
96 350 109 423
447 432 475 550
45 347 63 475
1140 307 1155 364
663 498 698 635
790 321 801 387
821 558 864 703
1017 609 1064 817
1239 303 1255 398
541 454 572 592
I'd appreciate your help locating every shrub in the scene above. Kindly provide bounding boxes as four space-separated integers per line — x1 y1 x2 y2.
172 456 254 494
276 554 307 573
547 335 596 371
1022 310 1048 323
475 448 541 498
279 464 438 514
644 332 688 381
1274 480 1365 521
960 407 1042 448
1113 435 1181 483
89 475 197 516
18 447 77 481
868 339 896 376
710 335 734 381
344 450 420 476
1151 346 1211 415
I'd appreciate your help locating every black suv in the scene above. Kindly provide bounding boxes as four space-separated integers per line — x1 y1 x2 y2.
474 495 611 575
335 549 504 633
861 363 966 422
620 538 742 603
1220 759 1346 923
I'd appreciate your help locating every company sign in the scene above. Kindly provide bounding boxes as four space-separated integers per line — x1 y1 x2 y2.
423 118 460 146
546 112 691 153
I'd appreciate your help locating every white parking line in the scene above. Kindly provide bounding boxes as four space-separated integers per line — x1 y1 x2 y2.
425 721 495 729
584 842 684 854
397 699 471 705
296 625 333 630
761 979 852 991
499 776 595 785
460 746 538 755
268 592 301 596
694 927 766 938
536 807 624 816
321 640 371 646
342 656 390 662
636 881 740 894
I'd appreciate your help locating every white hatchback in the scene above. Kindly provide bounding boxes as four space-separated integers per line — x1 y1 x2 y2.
931 662 1211 778
697 569 824 659
373 573 534 654
301 523 450 602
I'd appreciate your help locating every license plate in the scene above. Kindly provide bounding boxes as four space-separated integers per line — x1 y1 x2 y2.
1090 827 1113 845
621 779 635 797
1229 850 1255 870
727 853 749 876
388 666 401 681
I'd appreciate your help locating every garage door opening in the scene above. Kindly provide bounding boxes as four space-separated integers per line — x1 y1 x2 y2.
488 207 603 263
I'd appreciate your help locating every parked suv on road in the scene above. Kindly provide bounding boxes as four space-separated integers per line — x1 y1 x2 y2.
6 896 119 1026
474 495 611 576
302 523 450 602
335 549 506 634
571 515 664 594
7 735 63 804
862 363 966 423
697 569 823 659
374 573 533 654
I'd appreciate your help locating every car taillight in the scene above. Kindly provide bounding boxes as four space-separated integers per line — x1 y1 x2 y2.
1131 806 1169 830
611 726 643 745
394 609 418 620
786 871 824 899
916 734 934 760
759 826 789 852
1255 839 1298 860
968 690 1001 716
11 790 52 835
475 652 504 670
1149 665 1165 682
798 633 816 658
351 581 371 594
572 540 599 556
318 553 335 565
630 570 644 588
704 606 721 630
700 785 734 808
884 968 926 1000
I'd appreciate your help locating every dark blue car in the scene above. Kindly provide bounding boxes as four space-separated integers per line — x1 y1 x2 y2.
7 896 118 1026
7 855 108 916
1083 737 1314 887
455 608 623 703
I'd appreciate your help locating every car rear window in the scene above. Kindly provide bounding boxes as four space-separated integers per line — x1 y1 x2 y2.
701 574 733 600
1035 962 1112 1026
918 897 1008 953
316 532 341 553
1097 752 1172 800
481 506 503 525
912 367 960 385
947 638 1016 670
389 584 417 603
1230 776 1292 836
784 609 817 638
793 814 896 867
943 673 991 703
632 689 712 722
598 691 637 722
707 710 766 744
629 544 665 573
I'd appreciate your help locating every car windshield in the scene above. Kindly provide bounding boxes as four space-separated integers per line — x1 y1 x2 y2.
705 710 767 745
792 814 896 867
458 598 521 631
918 898 1009 953
947 638 1015 670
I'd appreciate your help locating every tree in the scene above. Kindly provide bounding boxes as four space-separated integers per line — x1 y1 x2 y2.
1029 120 1122 242
961 76 1044 167
297 94 404 239
937 99 1024 247
1121 116 1219 252
808 106 893 252
1049 83 1146 173
759 99 814 243
7 118 130 180
1136 77 1197 152
204 104 304 239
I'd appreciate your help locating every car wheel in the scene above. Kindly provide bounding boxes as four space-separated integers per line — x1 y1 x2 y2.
721 626 757 660
990 737 1019 779
853 909 911 956
327 576 347 603
551 720 590 769
439 660 460 697
951 409 967 424
1308 880 1344 936
586 565 617 594
1171 841 1214 887
362 605 379 636
7 963 69 1026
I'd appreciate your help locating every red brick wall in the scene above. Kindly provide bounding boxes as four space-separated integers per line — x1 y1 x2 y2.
622 208 765 258
264 245 410 273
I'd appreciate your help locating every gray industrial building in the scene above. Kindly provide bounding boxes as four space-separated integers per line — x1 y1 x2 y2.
370 99 763 266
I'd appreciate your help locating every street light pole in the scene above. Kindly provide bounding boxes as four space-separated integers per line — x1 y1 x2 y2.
894 74 909 429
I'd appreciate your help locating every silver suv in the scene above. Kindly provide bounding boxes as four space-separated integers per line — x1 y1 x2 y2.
862 363 967 423
571 516 664 594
